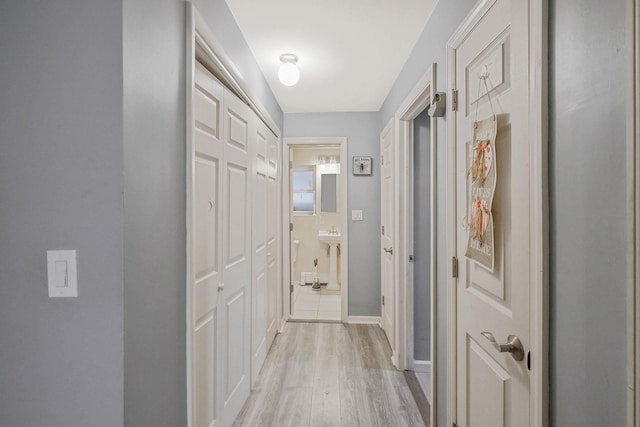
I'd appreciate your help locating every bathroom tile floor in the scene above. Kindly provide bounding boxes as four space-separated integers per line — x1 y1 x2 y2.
290 284 341 321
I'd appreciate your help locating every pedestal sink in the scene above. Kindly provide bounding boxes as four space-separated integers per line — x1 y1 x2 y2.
318 230 341 291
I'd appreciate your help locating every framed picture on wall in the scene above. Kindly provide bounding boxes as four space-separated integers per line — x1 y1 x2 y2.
353 156 372 175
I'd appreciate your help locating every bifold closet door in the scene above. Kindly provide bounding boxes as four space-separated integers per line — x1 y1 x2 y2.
266 133 278 346
191 60 277 427
251 120 269 385
219 88 253 426
192 62 224 427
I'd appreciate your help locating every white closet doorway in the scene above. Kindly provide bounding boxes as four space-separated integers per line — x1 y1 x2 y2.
186 6 282 427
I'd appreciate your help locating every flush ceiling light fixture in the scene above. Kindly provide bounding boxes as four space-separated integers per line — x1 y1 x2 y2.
278 53 300 86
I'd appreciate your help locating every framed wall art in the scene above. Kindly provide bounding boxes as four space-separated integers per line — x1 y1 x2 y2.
352 156 372 175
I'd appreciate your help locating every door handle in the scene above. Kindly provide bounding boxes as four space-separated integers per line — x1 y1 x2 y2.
481 332 525 361
384 247 393 255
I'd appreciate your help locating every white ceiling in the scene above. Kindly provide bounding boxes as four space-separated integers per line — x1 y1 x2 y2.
225 0 439 113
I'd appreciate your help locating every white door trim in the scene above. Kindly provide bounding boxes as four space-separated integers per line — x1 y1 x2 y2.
445 0 548 426
282 137 349 322
628 0 639 424
188 4 280 139
186 5 282 426
394 64 438 427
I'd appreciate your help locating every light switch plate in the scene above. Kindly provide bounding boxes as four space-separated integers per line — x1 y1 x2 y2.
351 210 363 221
47 250 78 298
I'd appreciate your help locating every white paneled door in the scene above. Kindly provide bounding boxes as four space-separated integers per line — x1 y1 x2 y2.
251 120 269 386
266 133 279 346
191 61 279 427
451 0 532 425
192 62 224 427
220 88 253 426
380 119 395 355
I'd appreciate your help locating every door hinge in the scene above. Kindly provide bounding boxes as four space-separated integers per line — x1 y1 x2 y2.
290 222 293 232
290 284 294 293
289 160 293 168
382 225 385 235
382 295 385 306
452 88 458 112
452 256 459 278
381 155 384 166
409 254 415 262
527 351 531 371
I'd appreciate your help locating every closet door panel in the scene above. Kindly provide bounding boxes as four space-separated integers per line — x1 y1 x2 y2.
220 89 253 425
192 62 223 427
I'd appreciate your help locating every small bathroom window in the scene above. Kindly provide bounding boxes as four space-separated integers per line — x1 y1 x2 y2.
292 169 315 215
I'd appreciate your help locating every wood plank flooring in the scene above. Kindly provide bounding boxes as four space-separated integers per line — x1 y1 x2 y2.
233 322 427 427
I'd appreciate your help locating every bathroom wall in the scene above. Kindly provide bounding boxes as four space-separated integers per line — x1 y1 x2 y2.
291 147 341 283
284 112 381 316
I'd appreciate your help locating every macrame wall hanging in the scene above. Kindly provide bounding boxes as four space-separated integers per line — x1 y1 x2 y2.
464 72 497 271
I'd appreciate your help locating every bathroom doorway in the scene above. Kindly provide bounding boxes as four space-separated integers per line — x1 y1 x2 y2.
283 138 348 322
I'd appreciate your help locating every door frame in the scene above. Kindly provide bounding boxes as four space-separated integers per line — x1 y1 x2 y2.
282 137 349 322
445 0 548 426
394 64 438 427
186 5 283 426
628 0 639 424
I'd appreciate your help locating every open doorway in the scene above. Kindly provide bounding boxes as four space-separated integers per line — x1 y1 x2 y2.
283 138 349 323
392 64 438 426
412 108 433 403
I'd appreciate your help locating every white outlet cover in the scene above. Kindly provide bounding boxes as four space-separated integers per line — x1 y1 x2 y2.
47 250 78 298
351 210 363 221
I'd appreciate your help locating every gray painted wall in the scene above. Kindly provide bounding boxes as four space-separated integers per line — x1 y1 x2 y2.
413 109 431 361
123 0 282 425
379 0 476 424
549 0 627 424
284 113 381 316
0 1 124 426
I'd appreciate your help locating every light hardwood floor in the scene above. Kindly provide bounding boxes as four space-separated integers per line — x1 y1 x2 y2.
233 322 426 427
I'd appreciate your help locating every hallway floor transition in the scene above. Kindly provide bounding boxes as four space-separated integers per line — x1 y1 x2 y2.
233 322 427 427
290 284 341 321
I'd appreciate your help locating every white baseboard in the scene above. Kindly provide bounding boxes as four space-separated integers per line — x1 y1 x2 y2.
347 316 381 324
278 315 289 333
412 360 431 373
391 352 399 369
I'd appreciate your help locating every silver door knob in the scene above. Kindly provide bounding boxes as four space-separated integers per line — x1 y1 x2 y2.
481 332 525 361
384 247 393 255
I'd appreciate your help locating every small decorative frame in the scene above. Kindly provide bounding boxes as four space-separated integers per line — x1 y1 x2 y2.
353 156 372 175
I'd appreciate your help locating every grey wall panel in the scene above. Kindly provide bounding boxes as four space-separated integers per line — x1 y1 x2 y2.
123 0 187 425
413 109 431 361
0 1 124 426
284 112 381 316
549 0 627 424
